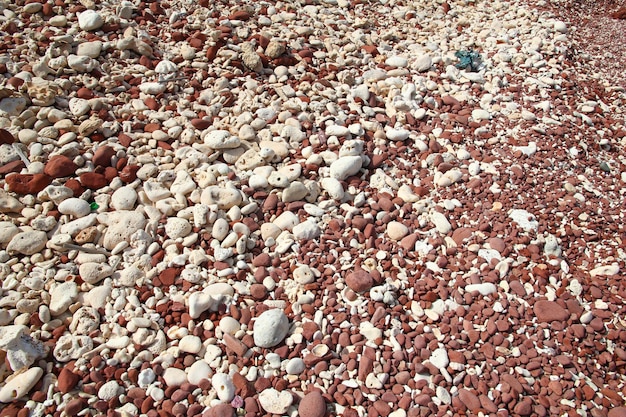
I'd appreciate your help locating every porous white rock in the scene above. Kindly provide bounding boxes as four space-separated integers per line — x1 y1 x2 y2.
69 97 91 117
508 209 538 232
292 220 321 240
253 309 289 348
412 54 432 72
320 177 344 200
293 265 316 285
0 222 19 245
0 367 43 402
165 218 191 239
0 325 46 371
78 10 104 31
471 109 491 121
330 156 362 181
429 348 449 370
0 190 23 213
6 231 47 255
430 212 452 234
204 130 241 149
258 388 293 414
200 185 243 209
58 198 91 218
79 262 114 284
98 211 146 250
212 373 235 402
139 82 166 95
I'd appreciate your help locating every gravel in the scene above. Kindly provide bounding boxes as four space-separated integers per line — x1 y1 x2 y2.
0 0 625 416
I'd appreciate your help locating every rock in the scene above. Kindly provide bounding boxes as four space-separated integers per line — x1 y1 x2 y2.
253 309 289 348
53 334 93 362
330 156 362 181
554 20 568 34
179 335 202 354
465 283 497 296
293 265 316 284
58 198 91 218
0 325 46 371
93 146 115 167
57 368 80 394
299 391 326 417
471 109 491 121
110 186 138 210
98 211 146 250
163 367 187 387
77 41 103 58
258 388 293 414
282 181 308 202
79 172 107 189
509 209 538 232
78 10 104 31
187 360 211 386
204 130 241 149
6 174 52 194
285 358 306 375
0 222 18 245
165 218 192 239
69 98 91 117
345 269 373 293
608 408 626 417
590 264 620 277
458 389 481 412
98 380 121 401
513 398 532 416
412 54 432 72
292 220 321 240
44 155 77 178
0 128 15 144
429 348 449 370
200 185 243 209
79 262 114 284
387 221 408 240
49 281 78 315
6 230 47 255
139 82 166 95
0 367 43 402
320 177 344 200
67 55 95 72
385 128 410 141
534 300 569 323
0 190 23 213
204 404 235 417
385 56 408 67
212 373 235 402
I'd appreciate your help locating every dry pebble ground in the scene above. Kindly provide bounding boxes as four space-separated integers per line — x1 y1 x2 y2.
0 0 625 417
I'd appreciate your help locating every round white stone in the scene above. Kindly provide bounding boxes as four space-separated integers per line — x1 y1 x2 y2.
253 309 289 348
165 217 192 239
110 186 138 210
78 10 104 31
58 198 91 218
211 373 235 402
179 335 202 354
163 367 188 387
187 360 211 386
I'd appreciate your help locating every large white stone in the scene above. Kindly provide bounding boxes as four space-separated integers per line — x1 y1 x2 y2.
253 309 289 348
0 367 43 402
78 10 104 31
212 373 235 402
258 388 293 414
330 156 362 181
58 197 91 218
6 231 47 255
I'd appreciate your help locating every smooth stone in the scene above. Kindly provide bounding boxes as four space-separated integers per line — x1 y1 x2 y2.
387 221 409 241
0 367 43 402
471 109 491 121
155 59 177 74
163 367 188 387
330 156 362 181
165 218 191 239
78 10 104 31
79 262 113 284
212 218 230 241
58 197 91 218
212 373 235 402
0 222 19 244
110 186 138 210
298 391 326 417
293 265 316 285
282 181 308 202
385 56 408 67
385 128 410 141
285 358 306 375
69 98 91 117
179 335 202 354
554 20 568 34
345 269 373 293
430 212 452 234
60 213 98 236
187 360 211 386
273 211 299 231
76 41 103 58
258 388 293 414
590 264 620 277
139 82 166 95
253 309 289 348
98 380 121 401
67 55 95 72
0 190 24 213
412 54 432 72
533 300 569 323
6 231 47 255
267 171 290 188
465 283 497 296
325 125 350 137
49 281 78 315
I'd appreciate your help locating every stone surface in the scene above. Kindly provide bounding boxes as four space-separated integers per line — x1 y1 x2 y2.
253 309 289 348
299 391 326 417
345 269 373 293
534 300 569 323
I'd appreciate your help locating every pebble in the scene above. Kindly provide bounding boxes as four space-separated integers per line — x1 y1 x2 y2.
285 358 306 375
253 309 290 348
258 388 293 414
165 218 192 239
533 300 569 323
387 221 409 240
6 231 47 255
98 211 147 250
187 360 211 386
49 281 78 315
330 156 362 181
179 335 202 354
78 10 104 31
0 222 18 244
429 348 449 370
345 269 373 293
58 197 91 218
79 262 114 285
292 220 321 240
0 367 43 402
509 209 538 232
211 373 235 402
163 367 188 387
465 283 497 296
98 380 121 401
110 186 138 210
430 211 452 234
299 391 326 417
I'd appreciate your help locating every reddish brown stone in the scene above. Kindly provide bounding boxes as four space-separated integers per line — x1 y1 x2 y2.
608 407 626 417
228 10 250 21
44 155 77 178
611 7 626 19
79 172 107 189
0 160 25 175
119 164 139 183
92 145 115 167
104 167 118 181
76 87 94 99
299 390 326 417
533 300 569 323
513 398 532 416
249 283 267 300
204 403 235 417
458 389 481 412
0 128 15 144
6 173 51 194
118 133 132 147
345 269 373 293
159 267 179 286
191 118 212 130
362 45 379 56
57 368 80 394
64 178 85 197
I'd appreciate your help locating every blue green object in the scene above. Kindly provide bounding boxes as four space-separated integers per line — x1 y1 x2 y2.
90 202 99 210
455 50 483 72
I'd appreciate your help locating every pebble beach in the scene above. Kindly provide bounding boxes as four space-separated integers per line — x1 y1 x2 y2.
0 0 625 416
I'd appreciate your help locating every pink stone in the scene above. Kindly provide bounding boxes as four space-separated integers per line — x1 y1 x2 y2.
298 391 326 417
533 300 569 323
345 269 373 293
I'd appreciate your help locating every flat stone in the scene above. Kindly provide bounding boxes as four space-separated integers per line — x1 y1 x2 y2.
6 231 47 255
58 198 91 218
258 388 293 414
458 389 481 412
534 300 569 323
